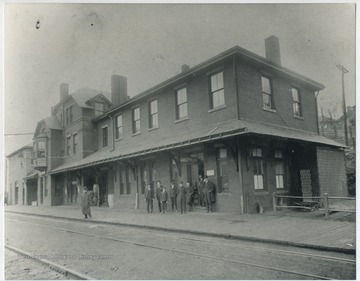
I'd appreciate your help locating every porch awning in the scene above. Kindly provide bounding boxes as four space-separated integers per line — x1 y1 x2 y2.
24 171 39 180
49 118 345 174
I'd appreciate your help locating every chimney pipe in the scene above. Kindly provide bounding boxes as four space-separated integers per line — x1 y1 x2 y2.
60 83 69 101
181 64 190 72
265 36 281 65
111 75 128 107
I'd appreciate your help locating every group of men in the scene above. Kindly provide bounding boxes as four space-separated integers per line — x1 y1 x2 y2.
144 175 216 214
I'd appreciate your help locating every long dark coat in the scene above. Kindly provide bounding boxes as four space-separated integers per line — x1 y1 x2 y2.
81 191 92 215
204 180 216 203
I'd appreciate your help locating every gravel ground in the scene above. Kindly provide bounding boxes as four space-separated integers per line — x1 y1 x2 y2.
5 248 69 280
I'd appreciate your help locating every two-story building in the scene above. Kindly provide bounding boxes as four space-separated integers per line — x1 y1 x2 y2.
6 144 35 206
42 36 346 213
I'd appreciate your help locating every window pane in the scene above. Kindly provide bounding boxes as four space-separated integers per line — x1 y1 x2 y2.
152 114 158 127
263 93 271 108
211 75 218 91
276 175 284 188
218 89 225 106
219 148 227 159
151 100 157 114
292 88 299 102
262 77 271 93
293 103 300 116
117 115 122 126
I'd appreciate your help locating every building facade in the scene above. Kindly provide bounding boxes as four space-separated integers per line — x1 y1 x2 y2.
7 36 347 213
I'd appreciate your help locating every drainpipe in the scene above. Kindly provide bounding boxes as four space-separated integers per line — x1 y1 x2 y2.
233 55 240 120
315 90 321 134
108 115 115 152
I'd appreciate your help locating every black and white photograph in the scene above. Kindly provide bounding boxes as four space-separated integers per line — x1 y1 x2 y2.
3 2 356 280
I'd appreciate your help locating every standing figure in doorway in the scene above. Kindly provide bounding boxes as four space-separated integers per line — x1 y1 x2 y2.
204 176 216 213
178 181 187 214
169 181 179 212
81 187 92 219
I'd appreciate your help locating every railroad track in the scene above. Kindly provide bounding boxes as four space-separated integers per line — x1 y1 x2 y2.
6 214 355 280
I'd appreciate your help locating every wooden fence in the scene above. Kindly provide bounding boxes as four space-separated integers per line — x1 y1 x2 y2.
272 193 356 218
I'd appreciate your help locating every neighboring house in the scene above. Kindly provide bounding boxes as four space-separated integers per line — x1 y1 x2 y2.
8 36 347 213
6 145 34 205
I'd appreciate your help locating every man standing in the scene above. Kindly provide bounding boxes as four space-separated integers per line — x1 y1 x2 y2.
204 176 216 213
144 184 154 213
155 181 164 213
160 186 168 214
81 187 92 219
186 182 194 212
198 175 205 207
169 181 179 212
178 181 187 214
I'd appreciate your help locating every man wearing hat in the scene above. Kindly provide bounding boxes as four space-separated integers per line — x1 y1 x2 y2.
204 176 216 213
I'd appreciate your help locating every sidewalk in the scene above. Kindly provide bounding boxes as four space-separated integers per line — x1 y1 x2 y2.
5 205 356 254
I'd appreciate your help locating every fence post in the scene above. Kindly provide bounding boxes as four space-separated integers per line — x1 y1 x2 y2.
324 193 329 218
273 192 277 214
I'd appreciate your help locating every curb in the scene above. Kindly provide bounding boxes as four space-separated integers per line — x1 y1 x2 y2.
6 210 355 255
5 244 96 280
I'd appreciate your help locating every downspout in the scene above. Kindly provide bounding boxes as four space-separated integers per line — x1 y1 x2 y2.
109 115 115 152
233 55 241 120
315 90 321 134
233 55 245 213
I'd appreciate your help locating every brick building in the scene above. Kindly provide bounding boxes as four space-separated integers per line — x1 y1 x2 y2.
8 36 347 213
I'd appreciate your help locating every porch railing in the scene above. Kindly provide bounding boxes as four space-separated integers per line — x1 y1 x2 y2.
272 193 356 218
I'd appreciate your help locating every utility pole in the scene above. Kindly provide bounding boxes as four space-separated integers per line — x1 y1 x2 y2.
336 64 349 146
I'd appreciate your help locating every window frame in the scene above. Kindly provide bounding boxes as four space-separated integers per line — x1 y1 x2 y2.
176 87 188 120
252 148 265 190
115 114 123 140
209 71 225 109
275 149 285 189
148 99 159 129
291 87 303 118
66 136 71 155
102 126 108 148
94 102 105 117
73 133 78 154
261 76 274 110
132 107 141 134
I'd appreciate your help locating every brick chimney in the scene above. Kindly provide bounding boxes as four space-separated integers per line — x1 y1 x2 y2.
181 64 190 72
265 36 281 65
60 83 69 101
111 75 129 107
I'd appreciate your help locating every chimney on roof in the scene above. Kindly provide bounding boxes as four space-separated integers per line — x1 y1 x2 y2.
265 35 281 65
111 75 129 107
181 64 190 73
60 83 69 101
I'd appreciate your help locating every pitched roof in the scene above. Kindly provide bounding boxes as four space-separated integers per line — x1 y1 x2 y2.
95 45 325 121
7 144 33 158
43 116 62 130
71 88 111 109
50 119 343 174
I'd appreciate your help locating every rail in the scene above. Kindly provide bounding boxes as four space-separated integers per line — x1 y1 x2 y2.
272 193 356 218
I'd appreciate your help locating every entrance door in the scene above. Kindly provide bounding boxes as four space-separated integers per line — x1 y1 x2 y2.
99 173 108 206
22 187 25 205
15 183 19 205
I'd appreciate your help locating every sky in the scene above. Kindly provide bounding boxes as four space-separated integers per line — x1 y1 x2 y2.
3 3 356 155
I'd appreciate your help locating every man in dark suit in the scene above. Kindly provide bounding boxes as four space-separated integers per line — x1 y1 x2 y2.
204 176 216 213
178 181 187 214
155 181 164 213
169 181 179 212
144 184 154 213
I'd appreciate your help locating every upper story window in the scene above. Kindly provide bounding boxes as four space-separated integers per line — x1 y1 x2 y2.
210 72 225 109
262 76 273 110
252 148 265 190
149 100 159 129
291 87 302 117
94 102 105 117
132 107 141 134
176 87 188 119
66 136 71 155
73 133 78 154
37 141 46 158
66 106 73 125
115 115 123 140
102 126 108 148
